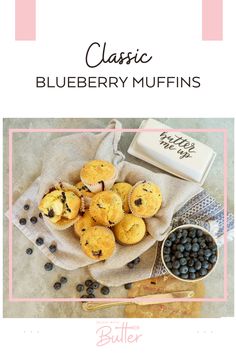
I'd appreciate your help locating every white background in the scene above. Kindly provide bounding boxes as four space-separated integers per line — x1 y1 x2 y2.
0 0 236 353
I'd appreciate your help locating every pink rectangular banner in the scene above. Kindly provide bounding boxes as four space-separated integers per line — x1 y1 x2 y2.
15 0 36 40
202 0 223 40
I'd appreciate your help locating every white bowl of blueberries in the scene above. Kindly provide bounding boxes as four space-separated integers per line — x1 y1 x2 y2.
161 224 218 282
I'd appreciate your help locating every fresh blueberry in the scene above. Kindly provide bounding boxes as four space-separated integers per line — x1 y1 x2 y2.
201 261 210 269
192 243 200 252
85 279 93 287
127 261 135 269
179 266 188 274
60 276 67 284
180 273 189 280
180 258 187 266
192 237 198 243
189 273 196 280
44 262 53 271
169 233 176 242
197 229 203 237
195 271 200 278
177 231 183 239
164 255 171 263
76 284 84 292
176 244 185 252
189 229 196 237
53 282 61 290
163 247 171 255
190 252 198 258
133 257 141 265
181 237 188 244
171 255 176 262
24 204 30 210
101 286 110 295
49 244 57 253
166 262 173 269
26 248 33 255
188 266 196 273
80 294 87 299
183 251 190 258
124 283 132 289
92 281 100 289
188 259 194 267
204 249 212 258
209 255 217 264
172 269 180 276
199 268 208 277
194 261 202 270
172 244 177 251
88 294 95 298
185 243 192 252
198 256 205 262
182 230 188 237
198 249 204 256
30 216 37 224
19 218 27 225
36 237 44 246
86 287 94 295
175 251 183 259
172 260 180 269
165 240 172 247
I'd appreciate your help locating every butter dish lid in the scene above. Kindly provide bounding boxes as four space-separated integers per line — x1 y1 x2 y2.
128 119 216 185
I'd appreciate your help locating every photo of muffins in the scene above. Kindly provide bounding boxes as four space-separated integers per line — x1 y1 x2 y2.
112 182 132 213
80 159 117 192
113 213 146 245
39 183 82 230
80 226 116 260
89 190 124 227
129 181 162 218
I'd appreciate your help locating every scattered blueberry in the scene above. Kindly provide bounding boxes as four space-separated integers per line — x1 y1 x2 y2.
44 262 53 271
86 287 94 295
85 279 93 287
36 237 44 246
26 248 33 255
53 282 61 290
19 218 27 225
127 262 135 269
76 284 84 292
80 294 87 299
101 286 110 295
60 276 67 284
92 281 99 289
24 204 30 210
49 244 57 253
30 216 37 224
124 283 132 289
133 257 141 265
88 294 95 298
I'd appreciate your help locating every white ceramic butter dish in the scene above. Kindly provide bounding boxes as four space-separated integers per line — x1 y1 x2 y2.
128 119 216 185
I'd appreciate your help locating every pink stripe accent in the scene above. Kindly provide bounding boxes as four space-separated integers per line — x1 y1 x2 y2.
223 131 228 299
8 130 13 299
202 0 223 40
15 0 36 40
8 128 228 303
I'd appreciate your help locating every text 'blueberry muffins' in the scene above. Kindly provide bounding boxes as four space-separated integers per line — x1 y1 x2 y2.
80 226 116 260
129 181 162 218
38 183 82 230
113 213 146 245
112 182 132 213
89 191 124 227
80 159 117 193
74 210 97 239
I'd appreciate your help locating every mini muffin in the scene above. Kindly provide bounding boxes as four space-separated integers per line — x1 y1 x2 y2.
80 226 116 260
113 214 146 245
89 191 124 227
80 160 117 193
75 181 95 207
74 210 97 239
39 183 81 229
129 181 162 218
112 182 132 213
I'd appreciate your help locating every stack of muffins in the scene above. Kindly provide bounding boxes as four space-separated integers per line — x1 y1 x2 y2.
38 160 162 261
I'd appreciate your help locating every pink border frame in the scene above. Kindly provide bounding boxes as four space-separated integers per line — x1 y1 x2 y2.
8 128 228 303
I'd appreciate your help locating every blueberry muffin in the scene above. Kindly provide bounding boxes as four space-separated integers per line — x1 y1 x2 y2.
75 181 95 207
89 191 124 227
112 182 132 213
80 226 116 260
129 181 162 218
74 210 97 239
113 213 146 245
39 184 81 229
80 160 117 193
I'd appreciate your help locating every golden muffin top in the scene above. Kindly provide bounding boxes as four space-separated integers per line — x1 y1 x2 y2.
112 182 132 213
113 213 146 245
80 160 116 185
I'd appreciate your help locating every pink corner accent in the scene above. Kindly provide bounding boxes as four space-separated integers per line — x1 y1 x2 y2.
202 0 223 40
15 0 36 40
